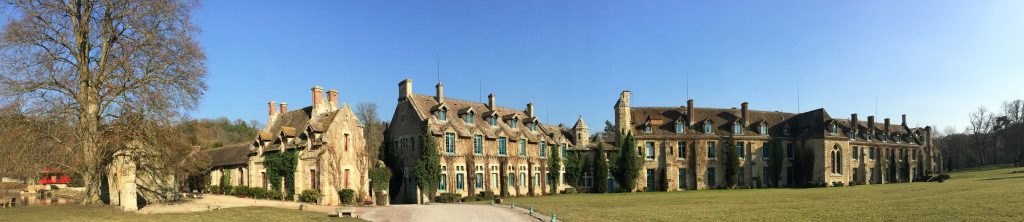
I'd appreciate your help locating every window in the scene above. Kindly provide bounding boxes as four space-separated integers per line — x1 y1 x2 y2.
344 169 350 188
491 173 498 188
534 173 540 187
852 146 859 160
344 134 350 151
519 140 527 156
704 121 713 134
310 169 317 189
783 125 791 136
763 144 771 160
829 123 838 134
678 168 687 190
530 122 537 132
498 137 507 156
540 142 547 158
456 173 464 190
737 142 745 160
445 133 456 154
646 169 655 192
786 143 794 160
476 173 483 188
733 123 742 134
759 124 768 135
831 145 842 175
466 113 474 124
473 135 483 155
438 109 447 121
644 123 652 133
510 119 518 129
508 173 515 187
762 167 770 186
707 142 716 159
583 172 594 188
440 174 447 190
489 117 497 126
706 167 716 187
645 142 655 160
676 122 685 133
738 168 745 186
261 172 267 188
562 144 567 160
678 142 686 159
869 147 875 160
520 173 526 187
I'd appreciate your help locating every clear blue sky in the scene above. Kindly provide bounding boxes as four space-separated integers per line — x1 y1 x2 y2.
13 1 1022 132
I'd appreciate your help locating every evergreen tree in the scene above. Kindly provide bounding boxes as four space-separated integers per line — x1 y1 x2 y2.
722 134 740 189
414 127 442 202
593 143 610 193
615 132 641 192
768 138 786 187
564 151 584 189
548 144 561 194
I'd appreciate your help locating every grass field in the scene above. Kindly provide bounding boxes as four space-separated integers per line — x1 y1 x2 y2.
0 205 363 222
505 166 1024 221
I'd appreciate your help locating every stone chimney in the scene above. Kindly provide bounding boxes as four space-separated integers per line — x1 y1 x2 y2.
526 102 535 117
851 113 859 127
741 102 749 126
868 116 875 133
398 79 412 101
687 99 695 126
901 114 907 127
280 102 288 114
268 100 278 123
884 118 891 133
328 89 339 110
488 93 496 110
312 86 324 114
435 82 444 104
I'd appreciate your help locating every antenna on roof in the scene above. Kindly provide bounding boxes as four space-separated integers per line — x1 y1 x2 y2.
686 72 690 100
797 78 801 113
436 51 441 84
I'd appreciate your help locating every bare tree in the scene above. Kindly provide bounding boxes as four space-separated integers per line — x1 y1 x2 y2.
0 0 206 204
356 102 384 161
968 106 993 165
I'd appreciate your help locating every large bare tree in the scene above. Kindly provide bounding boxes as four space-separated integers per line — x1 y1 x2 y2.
0 0 206 204
968 106 992 165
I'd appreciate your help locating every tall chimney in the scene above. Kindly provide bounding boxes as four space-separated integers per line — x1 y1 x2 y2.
398 79 412 101
901 114 907 127
884 118 891 133
312 86 324 113
268 101 277 117
526 102 534 117
435 82 444 104
280 102 288 114
741 102 749 126
851 113 859 127
488 93 496 110
328 89 339 110
868 116 875 133
687 99 695 126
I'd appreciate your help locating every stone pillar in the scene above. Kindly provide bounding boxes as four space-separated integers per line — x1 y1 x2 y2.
121 182 138 211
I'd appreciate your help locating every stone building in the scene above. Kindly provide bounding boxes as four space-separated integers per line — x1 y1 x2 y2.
205 143 250 188
605 90 942 191
386 79 575 204
197 86 370 206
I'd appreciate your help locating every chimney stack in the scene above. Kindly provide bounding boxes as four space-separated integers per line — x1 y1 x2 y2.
868 116 875 133
687 99 695 126
436 82 444 104
741 102 749 126
526 102 534 117
328 89 339 110
312 86 324 113
398 79 412 101
884 118 891 133
851 113 859 127
901 114 907 127
280 102 288 114
488 93 496 110
268 101 277 117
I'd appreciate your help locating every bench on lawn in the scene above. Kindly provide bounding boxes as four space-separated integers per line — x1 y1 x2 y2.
328 207 355 218
1 198 15 208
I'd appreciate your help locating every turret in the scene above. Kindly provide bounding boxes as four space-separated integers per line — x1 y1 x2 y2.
615 90 632 135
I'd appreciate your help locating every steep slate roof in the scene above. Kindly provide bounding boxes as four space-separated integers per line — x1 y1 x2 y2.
630 106 798 137
264 106 314 139
260 105 342 152
407 94 569 145
205 143 250 168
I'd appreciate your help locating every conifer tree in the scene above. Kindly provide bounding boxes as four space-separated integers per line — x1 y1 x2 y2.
414 127 441 202
593 143 610 193
768 138 786 187
722 134 740 189
615 132 641 192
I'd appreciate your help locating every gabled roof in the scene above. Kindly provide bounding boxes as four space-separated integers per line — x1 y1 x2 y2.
406 94 569 145
204 143 250 168
630 106 797 137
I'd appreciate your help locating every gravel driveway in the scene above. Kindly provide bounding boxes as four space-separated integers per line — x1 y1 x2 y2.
358 204 539 222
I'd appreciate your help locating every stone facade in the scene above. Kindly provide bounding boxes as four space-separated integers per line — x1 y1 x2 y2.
386 79 575 204
605 91 941 191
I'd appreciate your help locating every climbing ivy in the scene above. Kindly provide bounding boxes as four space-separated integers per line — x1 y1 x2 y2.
265 150 298 199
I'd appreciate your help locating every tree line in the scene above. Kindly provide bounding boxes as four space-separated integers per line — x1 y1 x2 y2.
937 100 1024 170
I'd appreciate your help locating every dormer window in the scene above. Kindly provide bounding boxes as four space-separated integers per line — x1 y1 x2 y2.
530 122 537 132
437 109 447 121
644 123 652 133
783 125 791 136
675 121 685 134
733 123 742 134
465 113 474 124
829 123 838 135
489 116 497 126
704 121 713 134
510 119 518 129
759 123 768 135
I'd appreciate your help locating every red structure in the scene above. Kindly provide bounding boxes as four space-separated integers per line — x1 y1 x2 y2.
38 168 71 185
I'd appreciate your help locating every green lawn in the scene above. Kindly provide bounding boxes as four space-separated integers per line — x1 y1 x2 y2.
505 166 1024 222
0 205 362 222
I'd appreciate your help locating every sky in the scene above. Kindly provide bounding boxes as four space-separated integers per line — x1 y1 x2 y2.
7 1 1022 132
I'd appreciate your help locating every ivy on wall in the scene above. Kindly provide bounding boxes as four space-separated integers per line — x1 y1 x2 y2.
265 150 298 199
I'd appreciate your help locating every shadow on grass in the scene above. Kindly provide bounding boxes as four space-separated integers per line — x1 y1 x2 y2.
976 175 1024 181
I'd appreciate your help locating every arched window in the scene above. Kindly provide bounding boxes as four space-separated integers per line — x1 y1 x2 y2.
733 123 742 134
831 145 842 175
704 121 713 134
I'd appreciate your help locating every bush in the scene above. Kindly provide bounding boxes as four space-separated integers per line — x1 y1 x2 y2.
268 189 282 200
233 186 251 197
435 192 462 203
299 189 320 203
461 195 480 202
250 187 268 199
49 184 59 190
562 188 577 194
831 181 845 187
338 189 355 205
221 184 234 195
209 185 220 194
477 191 495 200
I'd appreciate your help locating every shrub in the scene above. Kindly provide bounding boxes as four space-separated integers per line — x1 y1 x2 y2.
268 189 282 200
831 181 845 187
221 184 234 195
49 184 59 190
435 192 462 203
209 185 220 194
250 187 268 199
338 189 355 205
299 189 320 203
562 188 577 194
477 191 495 200
461 195 480 202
